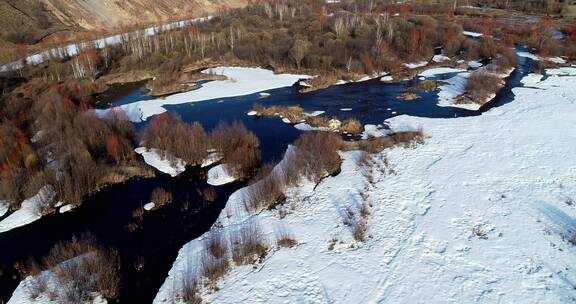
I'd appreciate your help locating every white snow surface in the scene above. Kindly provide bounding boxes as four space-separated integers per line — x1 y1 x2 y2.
0 201 8 217
96 67 311 122
419 67 467 77
361 124 388 139
293 122 331 132
58 204 74 213
0 186 55 234
432 55 450 63
201 152 223 168
468 61 483 68
135 147 186 177
155 67 576 304
380 75 394 82
403 61 429 69
304 110 325 117
517 52 567 64
463 30 483 37
8 257 107 304
436 72 475 109
207 164 236 186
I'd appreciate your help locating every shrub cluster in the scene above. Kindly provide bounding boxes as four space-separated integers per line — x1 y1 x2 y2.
27 233 120 303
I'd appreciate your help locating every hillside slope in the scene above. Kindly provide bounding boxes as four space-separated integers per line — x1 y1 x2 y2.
0 0 247 62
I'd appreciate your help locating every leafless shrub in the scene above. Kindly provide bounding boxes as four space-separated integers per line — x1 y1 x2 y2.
243 169 286 212
132 207 144 221
142 113 209 165
231 221 268 265
252 104 306 122
210 121 261 180
201 187 217 203
340 119 362 135
357 151 374 168
472 225 488 239
181 262 202 304
353 218 368 242
294 132 342 183
150 187 173 207
206 230 228 259
307 116 331 128
125 222 139 233
275 224 297 248
26 261 48 299
29 233 120 303
199 247 230 283
465 71 502 103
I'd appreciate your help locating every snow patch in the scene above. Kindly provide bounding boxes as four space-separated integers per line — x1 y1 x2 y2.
96 67 311 122
135 147 186 177
432 55 450 63
207 164 237 186
404 61 429 69
420 67 467 77
463 31 483 37
0 186 55 234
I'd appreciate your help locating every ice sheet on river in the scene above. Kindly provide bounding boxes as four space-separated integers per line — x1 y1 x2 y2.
96 67 311 123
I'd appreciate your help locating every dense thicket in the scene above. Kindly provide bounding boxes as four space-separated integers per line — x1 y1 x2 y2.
142 115 260 180
0 81 137 209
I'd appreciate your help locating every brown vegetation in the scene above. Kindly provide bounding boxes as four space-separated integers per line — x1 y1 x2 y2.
464 71 503 104
252 104 363 135
27 233 120 303
150 187 173 207
142 113 209 166
210 121 261 180
231 221 268 266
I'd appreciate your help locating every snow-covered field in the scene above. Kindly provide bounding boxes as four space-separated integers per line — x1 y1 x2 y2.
153 67 576 303
96 67 310 122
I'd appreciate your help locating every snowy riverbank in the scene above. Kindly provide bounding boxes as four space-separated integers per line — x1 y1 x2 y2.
153 67 576 303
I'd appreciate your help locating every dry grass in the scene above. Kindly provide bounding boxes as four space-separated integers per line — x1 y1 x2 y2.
201 187 217 203
27 233 120 303
210 121 261 180
181 267 202 304
294 132 342 183
200 249 230 283
231 221 268 266
275 225 297 248
150 187 173 207
465 71 502 104
411 80 438 92
340 119 362 135
252 105 363 135
253 104 307 122
206 230 228 259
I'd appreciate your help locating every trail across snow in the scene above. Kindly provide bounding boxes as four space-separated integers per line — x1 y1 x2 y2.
153 67 576 303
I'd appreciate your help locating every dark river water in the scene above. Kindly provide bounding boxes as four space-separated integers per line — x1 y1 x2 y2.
0 48 537 303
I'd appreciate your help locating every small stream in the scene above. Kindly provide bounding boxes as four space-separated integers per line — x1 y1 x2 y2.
0 48 537 303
